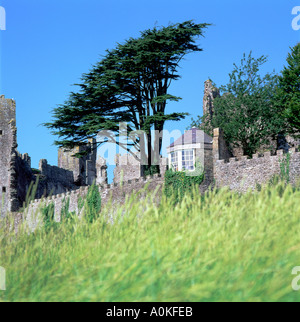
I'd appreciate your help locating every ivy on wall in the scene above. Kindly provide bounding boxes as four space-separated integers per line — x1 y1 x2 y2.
164 169 204 204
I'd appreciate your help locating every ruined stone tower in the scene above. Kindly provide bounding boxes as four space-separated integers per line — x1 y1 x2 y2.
203 79 220 119
96 156 108 185
0 96 17 217
0 96 39 216
0 96 106 217
58 138 97 186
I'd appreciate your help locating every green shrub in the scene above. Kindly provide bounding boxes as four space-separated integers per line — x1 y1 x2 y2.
84 184 102 223
31 168 41 175
164 166 204 203
41 202 56 231
279 152 290 184
61 197 76 223
143 165 160 176
78 196 85 212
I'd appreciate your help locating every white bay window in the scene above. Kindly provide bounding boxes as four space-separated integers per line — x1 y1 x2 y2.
169 149 195 172
171 151 178 171
182 149 194 171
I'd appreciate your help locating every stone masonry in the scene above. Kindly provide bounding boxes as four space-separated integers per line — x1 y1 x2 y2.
203 79 220 119
0 96 167 219
5 74 300 221
58 138 97 186
0 96 104 217
25 174 164 227
213 128 300 192
212 128 232 162
96 156 108 185
0 95 18 216
113 153 168 184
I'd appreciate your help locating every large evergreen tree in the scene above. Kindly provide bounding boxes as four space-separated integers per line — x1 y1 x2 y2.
45 21 210 173
276 43 300 134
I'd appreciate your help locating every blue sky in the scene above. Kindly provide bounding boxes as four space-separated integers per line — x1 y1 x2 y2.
0 0 299 182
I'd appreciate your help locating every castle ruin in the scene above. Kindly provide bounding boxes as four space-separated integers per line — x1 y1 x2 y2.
202 79 220 120
3 79 300 219
0 95 167 218
0 95 108 217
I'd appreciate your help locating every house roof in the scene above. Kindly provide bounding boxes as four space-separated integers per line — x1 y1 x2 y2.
167 128 213 148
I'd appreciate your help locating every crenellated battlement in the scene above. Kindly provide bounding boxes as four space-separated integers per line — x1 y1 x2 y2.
29 174 162 204
214 143 300 192
1 96 162 219
216 146 300 165
0 95 16 106
24 175 164 225
113 153 168 184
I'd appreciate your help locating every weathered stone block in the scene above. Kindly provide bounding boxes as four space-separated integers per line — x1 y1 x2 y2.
277 150 284 156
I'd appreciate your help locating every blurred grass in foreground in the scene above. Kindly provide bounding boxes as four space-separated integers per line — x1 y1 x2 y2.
1 183 300 302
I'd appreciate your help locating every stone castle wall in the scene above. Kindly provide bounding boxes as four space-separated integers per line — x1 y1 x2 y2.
212 128 232 162
113 153 168 184
0 96 103 217
24 175 164 225
114 153 141 184
11 152 35 212
37 159 77 197
96 156 108 185
0 95 163 218
214 148 300 192
212 127 300 192
58 139 97 186
198 144 214 193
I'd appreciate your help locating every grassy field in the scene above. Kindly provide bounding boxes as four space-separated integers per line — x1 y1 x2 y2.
1 183 300 302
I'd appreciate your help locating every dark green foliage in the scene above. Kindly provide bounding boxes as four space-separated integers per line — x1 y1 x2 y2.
85 184 102 223
268 175 281 187
61 197 76 222
78 196 84 213
164 169 204 204
41 185 101 229
44 21 210 170
279 153 291 184
255 183 262 192
31 168 41 175
190 112 214 137
24 178 40 209
275 43 300 134
192 52 283 156
143 165 160 176
61 197 70 219
41 202 56 231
